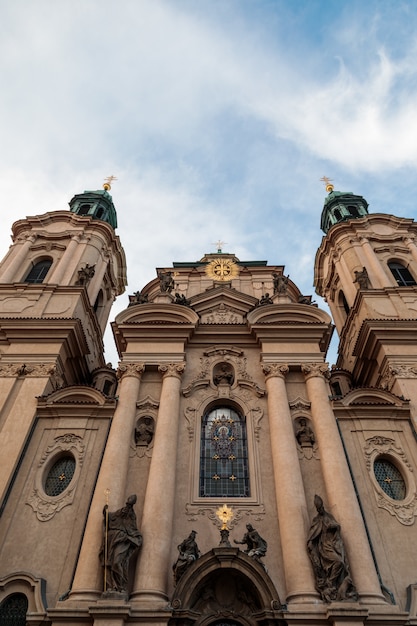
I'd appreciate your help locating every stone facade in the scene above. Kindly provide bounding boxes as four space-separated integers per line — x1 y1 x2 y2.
0 187 417 626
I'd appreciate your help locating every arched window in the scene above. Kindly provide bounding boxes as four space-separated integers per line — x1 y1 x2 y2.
347 205 360 217
388 261 416 286
78 203 91 215
44 455 76 496
334 209 342 221
0 593 28 626
374 458 406 500
200 406 250 497
23 259 52 284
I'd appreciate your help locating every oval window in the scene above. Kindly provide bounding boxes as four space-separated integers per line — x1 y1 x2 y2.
374 458 406 500
44 455 76 496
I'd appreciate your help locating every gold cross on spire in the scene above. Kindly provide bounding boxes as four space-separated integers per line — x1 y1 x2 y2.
103 175 118 191
320 176 334 193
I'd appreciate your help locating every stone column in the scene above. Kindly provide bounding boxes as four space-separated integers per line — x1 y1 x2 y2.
132 362 185 606
0 235 36 283
358 236 391 288
335 252 357 304
69 363 144 602
302 363 384 604
48 234 81 284
262 364 317 604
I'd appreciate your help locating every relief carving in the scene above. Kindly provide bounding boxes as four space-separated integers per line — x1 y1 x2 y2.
364 436 417 525
380 362 417 391
201 303 243 325
27 434 85 522
185 503 265 528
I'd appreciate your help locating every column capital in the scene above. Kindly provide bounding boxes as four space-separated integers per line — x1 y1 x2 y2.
301 362 329 381
262 363 289 380
116 362 145 380
158 362 185 380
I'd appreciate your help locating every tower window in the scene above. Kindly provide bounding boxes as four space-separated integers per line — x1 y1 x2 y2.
23 259 52 284
200 406 250 498
0 593 28 626
334 209 342 221
44 455 76 497
388 261 416 286
347 205 360 217
374 458 406 500
78 203 91 215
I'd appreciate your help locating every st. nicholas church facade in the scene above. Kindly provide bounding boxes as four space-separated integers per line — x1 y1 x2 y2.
1 180 417 626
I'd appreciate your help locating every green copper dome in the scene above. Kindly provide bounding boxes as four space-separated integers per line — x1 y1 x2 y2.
320 190 369 234
69 189 118 229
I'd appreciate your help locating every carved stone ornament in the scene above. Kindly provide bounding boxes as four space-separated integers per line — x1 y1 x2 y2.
159 362 186 378
301 363 330 380
262 363 289 379
27 434 85 521
183 348 263 398
364 436 417 525
185 503 265 528
201 303 244 325
116 363 145 380
380 362 417 392
0 362 60 378
294 417 319 461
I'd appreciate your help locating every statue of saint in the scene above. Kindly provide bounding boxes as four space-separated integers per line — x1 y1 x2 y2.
100 494 142 594
295 418 315 446
158 270 175 293
173 530 201 584
307 495 358 602
135 417 154 445
234 523 267 565
353 267 370 289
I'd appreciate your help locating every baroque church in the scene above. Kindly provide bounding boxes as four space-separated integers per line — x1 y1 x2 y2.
1 179 417 626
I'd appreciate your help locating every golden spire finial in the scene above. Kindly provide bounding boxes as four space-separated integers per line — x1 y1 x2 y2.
216 503 234 530
103 175 118 191
320 176 334 193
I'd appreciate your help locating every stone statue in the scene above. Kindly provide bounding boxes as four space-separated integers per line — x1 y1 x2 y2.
259 293 273 306
273 273 289 294
158 270 175 293
234 523 267 565
128 290 148 306
353 267 370 289
307 495 358 602
100 494 142 594
173 530 201 584
295 418 315 446
174 292 191 307
135 417 154 445
213 362 234 386
76 263 95 286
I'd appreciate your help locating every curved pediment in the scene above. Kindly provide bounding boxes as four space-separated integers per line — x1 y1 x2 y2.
339 387 406 407
115 302 199 326
247 303 332 326
40 385 109 405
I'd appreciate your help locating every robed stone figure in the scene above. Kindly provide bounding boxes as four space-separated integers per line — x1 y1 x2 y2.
100 494 142 594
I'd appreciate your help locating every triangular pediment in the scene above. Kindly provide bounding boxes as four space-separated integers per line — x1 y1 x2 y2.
191 286 257 324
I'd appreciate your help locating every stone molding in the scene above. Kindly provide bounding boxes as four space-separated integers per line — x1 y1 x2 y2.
0 362 59 378
262 363 289 380
364 435 417 525
200 303 244 324
301 362 330 380
27 434 85 522
185 503 266 528
116 362 145 380
158 362 186 379
380 362 417 392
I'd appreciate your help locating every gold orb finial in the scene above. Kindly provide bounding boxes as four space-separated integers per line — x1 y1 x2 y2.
320 176 334 193
103 175 118 191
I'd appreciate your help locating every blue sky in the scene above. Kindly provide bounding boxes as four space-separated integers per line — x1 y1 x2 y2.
2 0 417 365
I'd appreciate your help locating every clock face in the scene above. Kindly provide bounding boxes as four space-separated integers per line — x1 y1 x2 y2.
206 258 239 281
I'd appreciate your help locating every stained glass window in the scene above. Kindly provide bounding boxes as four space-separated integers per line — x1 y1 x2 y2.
374 458 406 500
0 593 28 626
45 455 76 496
200 407 250 497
